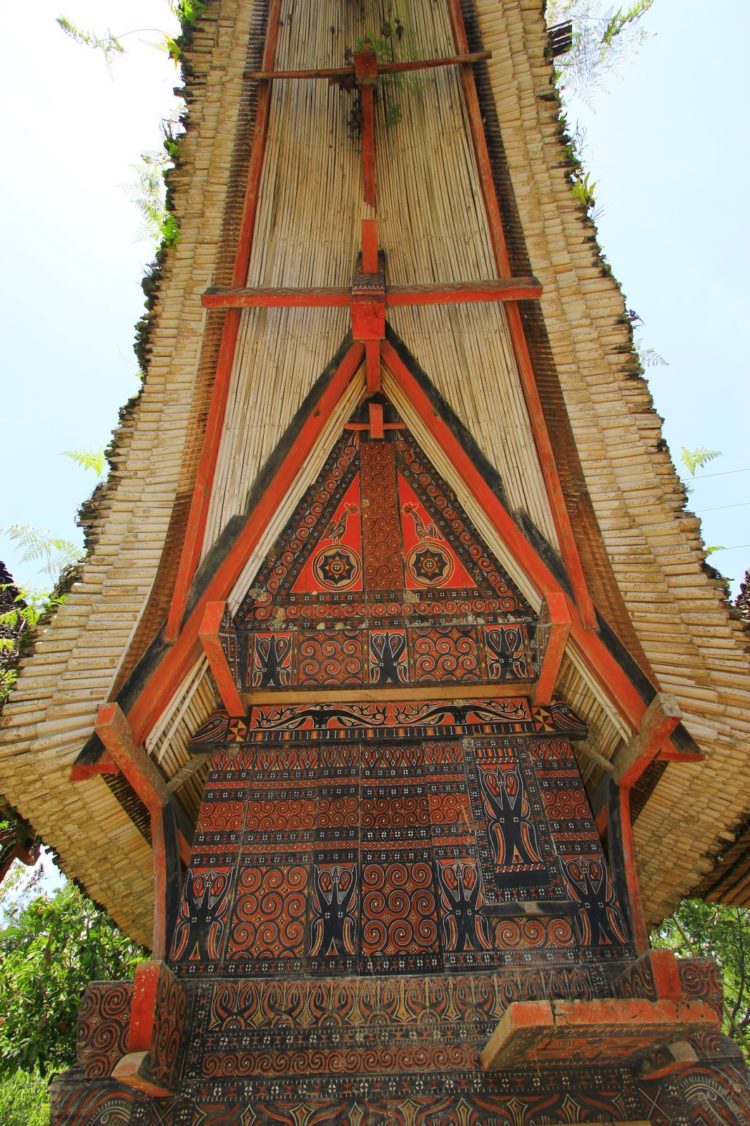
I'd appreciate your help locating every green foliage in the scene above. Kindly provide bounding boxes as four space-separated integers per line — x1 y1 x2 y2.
634 335 667 369
546 1 655 100
653 898 750 1058
602 1 655 47
0 1068 49 1126
0 882 145 1076
570 168 597 210
170 0 207 28
2 526 79 585
62 448 106 478
681 446 722 477
131 151 180 247
56 17 124 66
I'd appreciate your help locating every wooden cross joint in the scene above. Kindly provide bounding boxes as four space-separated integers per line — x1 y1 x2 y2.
614 693 682 790
198 601 244 717
533 592 571 705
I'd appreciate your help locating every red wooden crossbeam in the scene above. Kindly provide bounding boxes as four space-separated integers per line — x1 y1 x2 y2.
245 50 491 82
201 277 542 310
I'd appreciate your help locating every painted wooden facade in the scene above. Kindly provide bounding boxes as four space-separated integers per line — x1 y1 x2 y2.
0 0 748 1120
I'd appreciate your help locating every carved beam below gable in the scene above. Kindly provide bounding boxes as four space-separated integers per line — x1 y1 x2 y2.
95 703 188 957
533 592 571 706
198 601 244 717
614 693 682 789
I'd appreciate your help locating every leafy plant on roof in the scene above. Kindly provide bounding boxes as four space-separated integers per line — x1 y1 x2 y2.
344 12 408 133
62 448 106 478
546 1 655 101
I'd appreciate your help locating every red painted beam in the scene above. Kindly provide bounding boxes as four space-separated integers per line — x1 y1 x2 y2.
361 218 379 274
96 703 169 818
354 48 378 208
201 278 542 311
380 339 673 743
619 785 649 953
202 286 351 309
166 0 283 642
365 340 381 394
446 0 596 632
368 401 385 439
198 601 245 717
128 342 364 745
70 758 117 781
615 694 682 790
245 51 491 82
387 279 542 305
533 591 571 705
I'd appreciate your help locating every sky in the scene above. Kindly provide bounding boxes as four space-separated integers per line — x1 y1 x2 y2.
0 0 748 601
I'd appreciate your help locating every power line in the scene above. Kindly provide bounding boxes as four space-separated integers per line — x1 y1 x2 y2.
692 466 750 479
699 501 750 513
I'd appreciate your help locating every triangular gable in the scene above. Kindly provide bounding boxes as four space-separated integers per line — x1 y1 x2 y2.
237 413 536 693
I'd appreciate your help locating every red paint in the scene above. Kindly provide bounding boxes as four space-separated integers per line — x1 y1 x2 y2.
366 341 381 394
70 759 117 781
167 0 283 641
619 785 648 953
534 592 571 705
368 401 384 439
198 602 245 716
387 279 542 306
351 298 385 341
127 961 161 1053
128 343 364 744
201 287 351 309
361 219 379 274
201 279 540 311
445 0 596 632
354 49 378 208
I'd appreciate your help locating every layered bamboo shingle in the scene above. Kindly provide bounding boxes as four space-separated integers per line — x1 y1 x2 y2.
0 0 747 945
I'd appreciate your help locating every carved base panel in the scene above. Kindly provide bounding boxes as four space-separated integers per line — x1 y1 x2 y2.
54 970 750 1125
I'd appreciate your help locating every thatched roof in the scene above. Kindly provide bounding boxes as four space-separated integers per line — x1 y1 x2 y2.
0 0 748 945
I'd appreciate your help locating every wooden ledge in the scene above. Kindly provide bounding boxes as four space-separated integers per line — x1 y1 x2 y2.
481 997 719 1071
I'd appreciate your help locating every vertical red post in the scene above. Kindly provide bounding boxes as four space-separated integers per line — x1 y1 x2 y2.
355 47 378 208
619 785 649 953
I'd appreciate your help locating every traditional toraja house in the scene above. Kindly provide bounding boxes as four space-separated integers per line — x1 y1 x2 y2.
2 0 750 1121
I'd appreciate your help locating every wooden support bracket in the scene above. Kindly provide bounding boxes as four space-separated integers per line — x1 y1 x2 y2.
95 703 190 955
533 591 571 705
614 693 682 789
198 601 245 717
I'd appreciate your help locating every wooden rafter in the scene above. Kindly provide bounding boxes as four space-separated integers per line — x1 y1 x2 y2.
166 0 284 643
533 592 571 705
446 0 596 632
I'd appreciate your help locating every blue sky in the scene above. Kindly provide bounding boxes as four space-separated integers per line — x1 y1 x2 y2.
1 0 747 598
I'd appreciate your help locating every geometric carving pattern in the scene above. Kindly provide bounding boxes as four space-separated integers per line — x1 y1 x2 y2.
236 429 539 692
76 983 133 1080
170 732 630 978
